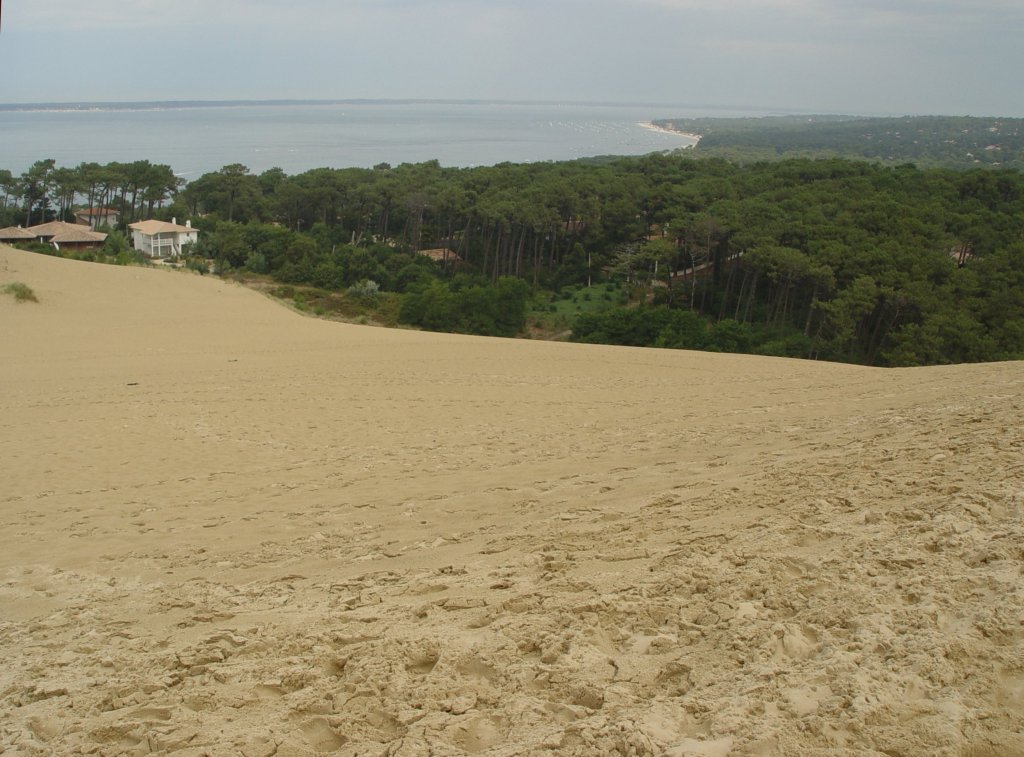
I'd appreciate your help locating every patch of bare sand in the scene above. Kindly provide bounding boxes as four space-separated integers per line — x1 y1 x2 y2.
1 245 1022 756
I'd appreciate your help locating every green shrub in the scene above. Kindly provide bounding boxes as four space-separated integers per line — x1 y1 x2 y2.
708 319 753 353
104 230 128 256
245 250 269 273
348 279 381 300
2 282 38 302
114 249 144 266
399 277 528 336
24 242 62 257
186 257 209 275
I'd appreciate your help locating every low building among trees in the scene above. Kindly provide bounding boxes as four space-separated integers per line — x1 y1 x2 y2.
74 207 120 229
0 226 37 244
128 218 198 259
8 221 108 252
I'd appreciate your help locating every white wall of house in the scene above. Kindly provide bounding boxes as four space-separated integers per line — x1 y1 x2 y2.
129 221 199 259
75 210 120 229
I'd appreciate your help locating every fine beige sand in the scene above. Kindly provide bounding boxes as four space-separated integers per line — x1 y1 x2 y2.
1 246 1022 756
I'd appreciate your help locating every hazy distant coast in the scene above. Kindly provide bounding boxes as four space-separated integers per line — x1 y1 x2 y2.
639 120 701 146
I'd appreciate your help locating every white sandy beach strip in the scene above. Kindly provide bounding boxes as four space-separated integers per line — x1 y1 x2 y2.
639 120 701 146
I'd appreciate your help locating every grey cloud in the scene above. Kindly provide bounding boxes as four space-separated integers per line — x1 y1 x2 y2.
0 0 1019 115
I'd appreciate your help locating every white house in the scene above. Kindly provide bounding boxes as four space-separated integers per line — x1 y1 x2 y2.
128 218 199 259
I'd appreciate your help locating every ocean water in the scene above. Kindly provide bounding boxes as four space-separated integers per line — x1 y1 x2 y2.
0 101 726 179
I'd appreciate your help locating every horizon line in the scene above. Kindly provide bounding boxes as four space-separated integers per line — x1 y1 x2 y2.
0 99 1001 119
0 97 856 116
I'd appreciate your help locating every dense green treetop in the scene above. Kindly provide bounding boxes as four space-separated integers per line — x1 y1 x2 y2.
2 150 1022 366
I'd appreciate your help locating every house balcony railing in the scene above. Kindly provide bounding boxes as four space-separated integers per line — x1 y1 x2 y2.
148 238 180 258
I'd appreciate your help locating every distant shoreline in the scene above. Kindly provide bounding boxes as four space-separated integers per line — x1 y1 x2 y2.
639 121 701 147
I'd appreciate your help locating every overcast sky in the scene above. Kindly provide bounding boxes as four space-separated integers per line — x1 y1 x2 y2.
0 0 1020 116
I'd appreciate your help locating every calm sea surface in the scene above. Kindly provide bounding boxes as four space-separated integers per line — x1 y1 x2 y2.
0 101 753 179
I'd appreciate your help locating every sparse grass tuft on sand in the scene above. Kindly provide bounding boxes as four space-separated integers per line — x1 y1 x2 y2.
2 282 38 302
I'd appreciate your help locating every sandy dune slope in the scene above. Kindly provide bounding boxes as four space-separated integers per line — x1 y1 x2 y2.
1 246 1022 756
